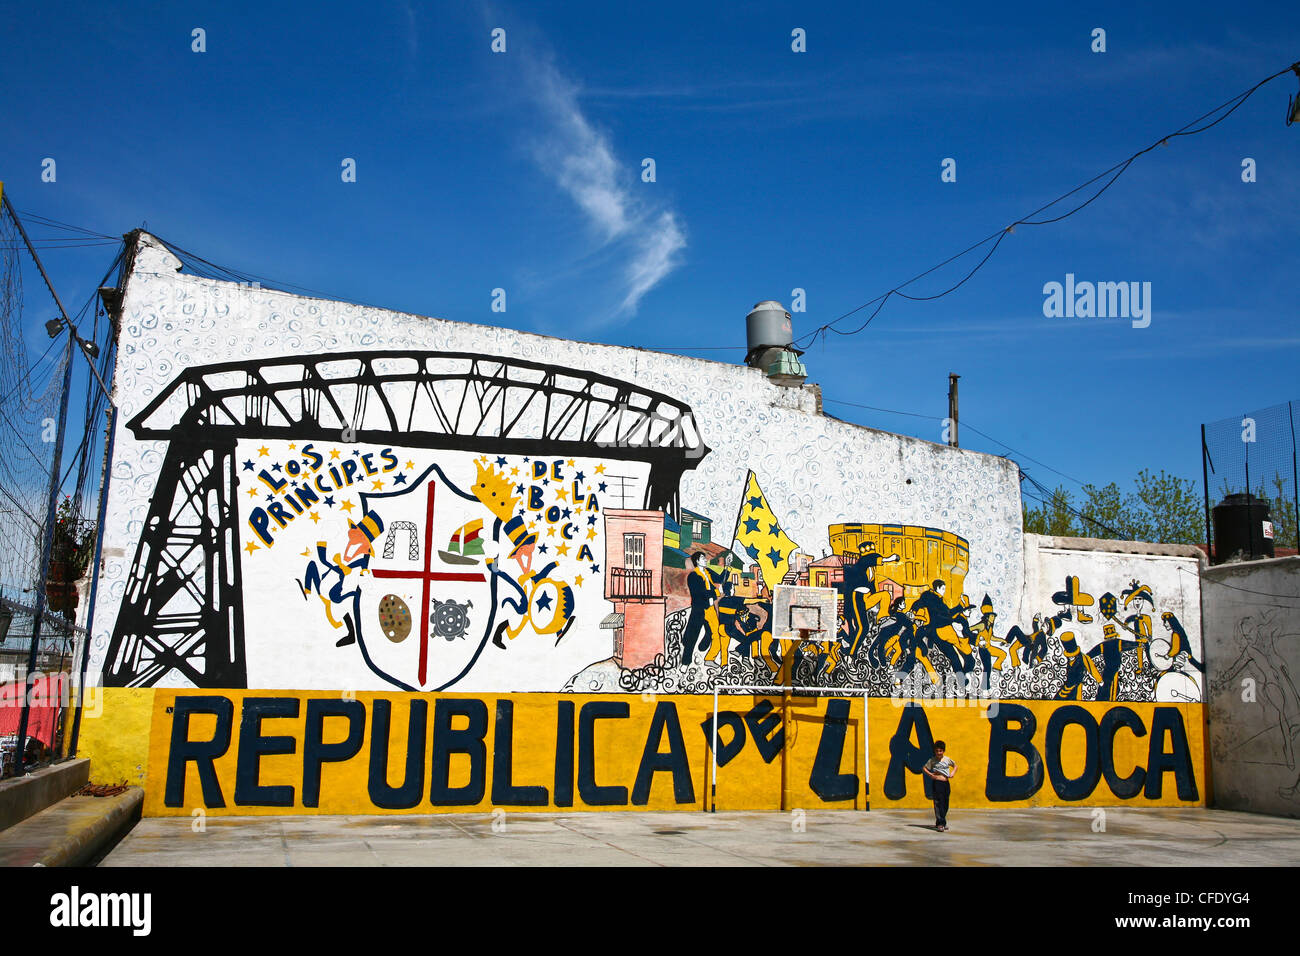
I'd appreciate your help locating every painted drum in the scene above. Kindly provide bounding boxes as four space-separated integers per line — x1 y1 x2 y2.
1155 670 1200 704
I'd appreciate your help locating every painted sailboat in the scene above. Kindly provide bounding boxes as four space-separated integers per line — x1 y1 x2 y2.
438 518 485 565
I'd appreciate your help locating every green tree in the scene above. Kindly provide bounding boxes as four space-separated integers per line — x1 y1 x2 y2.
1023 470 1206 545
1130 469 1204 545
1023 485 1079 536
1078 481 1141 539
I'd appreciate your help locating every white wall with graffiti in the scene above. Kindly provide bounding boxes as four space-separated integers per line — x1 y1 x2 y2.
1202 556 1300 819
88 234 1201 705
1011 536 1204 703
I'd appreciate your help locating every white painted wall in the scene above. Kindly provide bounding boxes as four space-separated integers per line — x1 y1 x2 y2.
1019 535 1204 701
89 233 1026 691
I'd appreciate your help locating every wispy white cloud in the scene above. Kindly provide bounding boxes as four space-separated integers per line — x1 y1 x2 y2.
523 54 686 319
619 210 686 314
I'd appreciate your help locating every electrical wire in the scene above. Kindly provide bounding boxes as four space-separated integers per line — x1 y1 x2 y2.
961 420 1089 489
821 396 942 421
822 389 1130 540
1020 468 1124 538
821 392 1092 489
784 61 1300 350
12 209 117 240
151 235 360 304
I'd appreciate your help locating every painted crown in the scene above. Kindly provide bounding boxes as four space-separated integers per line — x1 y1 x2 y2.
472 460 519 521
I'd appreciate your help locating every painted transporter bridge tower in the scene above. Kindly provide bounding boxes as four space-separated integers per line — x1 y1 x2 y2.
102 351 709 688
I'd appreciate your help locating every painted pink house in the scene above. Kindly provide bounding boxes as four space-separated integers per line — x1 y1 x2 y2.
602 509 667 668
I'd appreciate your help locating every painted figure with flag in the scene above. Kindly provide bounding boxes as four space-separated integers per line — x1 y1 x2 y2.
731 471 801 596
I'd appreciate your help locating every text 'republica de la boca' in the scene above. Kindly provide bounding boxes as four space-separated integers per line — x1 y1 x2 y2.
152 691 1201 813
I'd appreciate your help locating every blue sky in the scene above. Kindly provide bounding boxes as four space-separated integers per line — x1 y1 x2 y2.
3 0 1297 515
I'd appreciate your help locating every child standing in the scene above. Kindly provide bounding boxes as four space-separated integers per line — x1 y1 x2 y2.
922 741 956 831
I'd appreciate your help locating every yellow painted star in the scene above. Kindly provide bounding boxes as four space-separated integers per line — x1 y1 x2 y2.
594 464 606 474
308 511 321 524
371 479 384 490
586 528 597 541
528 521 538 532
330 449 341 460
247 487 259 498
566 458 575 467
510 467 519 477
340 500 355 514
555 488 568 503
574 574 585 587
555 542 570 557
288 443 297 450
257 445 270 457
546 526 556 538
244 541 260 554
404 460 415 470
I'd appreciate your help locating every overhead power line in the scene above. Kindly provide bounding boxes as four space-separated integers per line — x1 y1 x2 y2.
960 420 1089 489
150 235 361 305
822 396 943 422
1019 468 1124 539
12 208 117 240
779 60 1300 350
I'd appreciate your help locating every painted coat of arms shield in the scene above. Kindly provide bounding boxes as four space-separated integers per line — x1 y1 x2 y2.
355 464 499 691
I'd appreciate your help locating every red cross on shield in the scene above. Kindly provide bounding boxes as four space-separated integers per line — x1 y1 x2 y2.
361 475 492 690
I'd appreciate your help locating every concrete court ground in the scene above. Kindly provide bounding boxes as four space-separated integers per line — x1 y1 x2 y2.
101 807 1300 866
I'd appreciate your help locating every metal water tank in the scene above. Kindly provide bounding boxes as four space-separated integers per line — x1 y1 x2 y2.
745 300 792 365
1212 492 1274 563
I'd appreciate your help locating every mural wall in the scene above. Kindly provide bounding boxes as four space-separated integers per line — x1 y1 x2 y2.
76 234 1208 812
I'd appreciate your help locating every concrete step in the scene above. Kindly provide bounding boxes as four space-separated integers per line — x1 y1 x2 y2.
0 759 91 832
0 789 143 867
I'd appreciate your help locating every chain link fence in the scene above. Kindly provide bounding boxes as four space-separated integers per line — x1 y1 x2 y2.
1201 400 1300 557
0 193 121 780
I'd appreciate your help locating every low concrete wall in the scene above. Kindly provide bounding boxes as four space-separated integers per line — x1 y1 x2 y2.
0 758 91 832
1203 556 1300 818
0 788 143 867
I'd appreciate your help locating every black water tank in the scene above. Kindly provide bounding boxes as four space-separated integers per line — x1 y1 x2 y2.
1212 492 1275 563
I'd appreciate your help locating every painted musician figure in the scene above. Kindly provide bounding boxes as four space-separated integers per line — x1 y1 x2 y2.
1090 623 1144 701
1056 626 1104 700
299 510 384 648
911 579 975 675
706 575 747 667
971 594 1007 673
839 540 900 657
868 595 912 667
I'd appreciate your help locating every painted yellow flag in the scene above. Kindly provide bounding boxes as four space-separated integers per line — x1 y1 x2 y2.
731 470 800 592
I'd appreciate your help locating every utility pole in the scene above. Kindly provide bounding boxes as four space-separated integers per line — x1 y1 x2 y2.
15 335 73 774
3 191 79 775
947 373 960 448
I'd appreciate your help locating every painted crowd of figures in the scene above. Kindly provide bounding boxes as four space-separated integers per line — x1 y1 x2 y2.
674 542 1202 703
